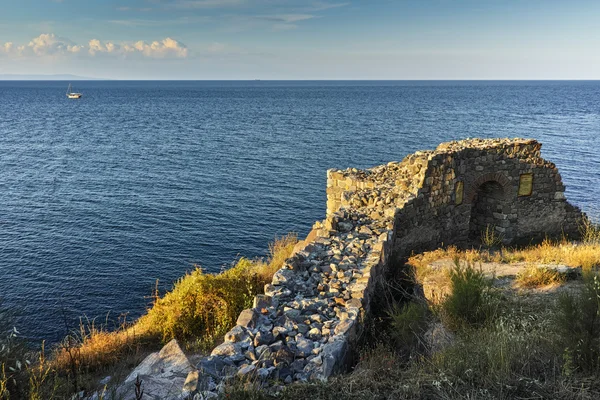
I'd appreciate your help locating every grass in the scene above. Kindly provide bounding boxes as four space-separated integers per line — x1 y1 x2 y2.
230 222 600 399
137 232 297 347
1 233 298 399
439 260 498 329
387 302 430 355
480 224 504 248
226 265 600 400
556 271 600 374
580 218 600 245
515 264 566 288
409 235 600 277
4 222 600 399
506 239 600 270
208 226 600 400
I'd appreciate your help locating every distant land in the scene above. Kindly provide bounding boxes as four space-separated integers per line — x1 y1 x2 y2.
0 74 102 81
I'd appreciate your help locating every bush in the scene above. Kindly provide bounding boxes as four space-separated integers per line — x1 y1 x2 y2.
441 260 498 329
426 315 559 395
387 302 429 355
138 234 297 345
139 258 264 342
15 233 297 399
556 271 600 373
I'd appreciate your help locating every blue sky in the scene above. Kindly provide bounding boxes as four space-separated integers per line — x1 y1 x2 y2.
1 0 599 79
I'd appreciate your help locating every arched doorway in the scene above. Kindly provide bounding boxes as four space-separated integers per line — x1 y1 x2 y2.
469 181 508 242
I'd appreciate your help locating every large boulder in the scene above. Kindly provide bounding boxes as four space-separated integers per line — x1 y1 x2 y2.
118 339 195 400
319 338 347 379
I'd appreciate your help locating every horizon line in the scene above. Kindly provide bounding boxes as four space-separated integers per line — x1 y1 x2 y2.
2 78 600 82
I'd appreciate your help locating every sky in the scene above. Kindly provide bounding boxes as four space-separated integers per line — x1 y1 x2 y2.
0 0 599 80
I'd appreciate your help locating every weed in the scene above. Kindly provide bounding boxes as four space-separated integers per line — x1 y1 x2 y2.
408 238 600 272
134 375 143 400
0 365 7 400
441 260 498 329
1 234 297 399
137 234 296 345
580 218 600 245
387 302 429 355
516 264 565 288
556 271 600 373
481 224 504 248
26 343 57 400
0 304 29 399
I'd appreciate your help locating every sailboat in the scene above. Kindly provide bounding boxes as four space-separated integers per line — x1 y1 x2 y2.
66 83 82 99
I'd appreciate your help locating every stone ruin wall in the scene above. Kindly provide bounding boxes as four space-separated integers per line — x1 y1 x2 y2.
391 139 583 257
171 138 585 397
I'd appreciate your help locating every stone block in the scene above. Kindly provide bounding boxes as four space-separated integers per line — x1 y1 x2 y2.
237 309 258 329
253 294 272 311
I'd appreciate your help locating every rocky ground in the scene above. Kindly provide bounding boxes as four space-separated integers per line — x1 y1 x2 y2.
99 254 591 400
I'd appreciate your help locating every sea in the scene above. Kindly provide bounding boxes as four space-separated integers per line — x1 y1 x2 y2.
0 80 599 343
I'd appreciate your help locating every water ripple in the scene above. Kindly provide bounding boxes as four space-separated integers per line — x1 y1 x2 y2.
0 80 598 342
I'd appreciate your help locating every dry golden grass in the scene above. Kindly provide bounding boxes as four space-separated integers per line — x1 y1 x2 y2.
506 240 600 271
52 319 157 374
46 233 298 397
408 246 492 283
515 264 566 288
266 233 299 278
580 218 600 245
409 238 600 279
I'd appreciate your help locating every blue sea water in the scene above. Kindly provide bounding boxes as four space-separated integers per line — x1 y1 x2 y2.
0 80 598 343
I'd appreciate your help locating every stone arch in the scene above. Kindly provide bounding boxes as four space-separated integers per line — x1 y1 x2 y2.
465 172 511 205
467 175 512 242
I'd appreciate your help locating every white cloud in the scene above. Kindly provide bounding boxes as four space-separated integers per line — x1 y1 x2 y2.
3 42 13 53
1 34 188 59
88 39 119 56
118 37 188 58
27 33 83 56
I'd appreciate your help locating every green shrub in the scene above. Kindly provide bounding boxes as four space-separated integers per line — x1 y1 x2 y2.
139 257 264 343
387 302 429 354
138 233 297 346
556 271 600 373
0 304 27 399
441 261 497 329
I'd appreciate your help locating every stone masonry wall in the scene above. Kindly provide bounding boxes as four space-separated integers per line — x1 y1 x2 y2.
157 138 585 398
392 138 583 258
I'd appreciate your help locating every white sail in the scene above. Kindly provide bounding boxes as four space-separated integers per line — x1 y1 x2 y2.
66 83 82 99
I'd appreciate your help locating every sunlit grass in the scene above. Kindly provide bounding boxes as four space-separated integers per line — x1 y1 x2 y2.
80 232 297 360
515 264 565 288
3 233 298 399
409 237 600 276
